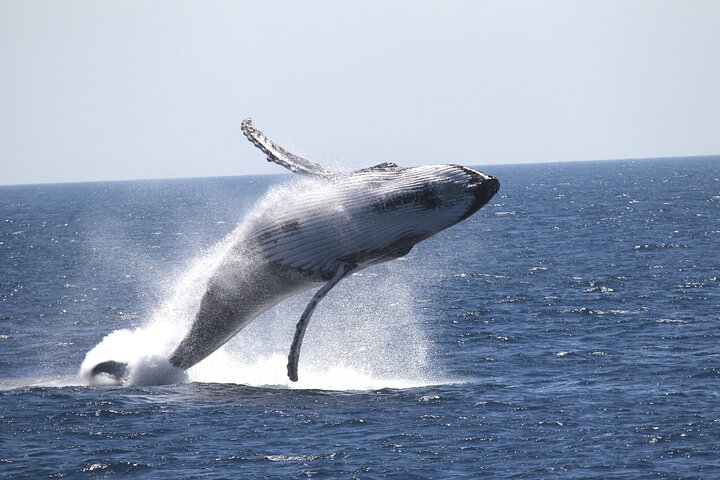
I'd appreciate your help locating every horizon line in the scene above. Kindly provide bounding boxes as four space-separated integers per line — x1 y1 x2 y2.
2 153 718 188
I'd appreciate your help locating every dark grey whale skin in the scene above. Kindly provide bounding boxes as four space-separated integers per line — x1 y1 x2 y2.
169 252 320 370
90 119 499 383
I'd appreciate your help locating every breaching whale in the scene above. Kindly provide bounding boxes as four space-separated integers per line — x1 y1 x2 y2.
90 119 499 383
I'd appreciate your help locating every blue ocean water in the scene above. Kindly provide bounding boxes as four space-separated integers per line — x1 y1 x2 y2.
1 157 719 478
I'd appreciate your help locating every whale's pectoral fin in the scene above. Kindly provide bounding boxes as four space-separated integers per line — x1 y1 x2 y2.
90 360 129 382
287 263 351 382
241 118 334 178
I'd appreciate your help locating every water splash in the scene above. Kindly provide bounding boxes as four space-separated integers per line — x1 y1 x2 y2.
186 265 437 390
80 180 439 390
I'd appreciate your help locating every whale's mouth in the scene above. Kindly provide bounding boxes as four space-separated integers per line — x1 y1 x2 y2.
470 175 500 204
458 166 500 220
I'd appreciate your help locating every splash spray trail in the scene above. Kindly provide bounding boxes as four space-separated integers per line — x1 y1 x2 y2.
80 179 437 389
80 119 498 388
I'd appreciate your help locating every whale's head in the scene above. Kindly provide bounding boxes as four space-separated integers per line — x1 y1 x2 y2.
246 163 499 274
325 163 501 269
364 164 499 234
447 165 501 221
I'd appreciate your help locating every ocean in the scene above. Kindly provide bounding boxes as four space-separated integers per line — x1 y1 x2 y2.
1 157 718 478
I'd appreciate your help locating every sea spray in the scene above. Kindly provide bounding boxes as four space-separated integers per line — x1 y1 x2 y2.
188 262 436 389
79 209 245 385
80 178 439 389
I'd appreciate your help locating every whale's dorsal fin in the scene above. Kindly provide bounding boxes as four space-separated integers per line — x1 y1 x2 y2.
354 162 400 174
242 118 333 178
287 263 351 382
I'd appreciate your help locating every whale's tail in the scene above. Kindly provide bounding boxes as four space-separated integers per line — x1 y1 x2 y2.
90 360 129 382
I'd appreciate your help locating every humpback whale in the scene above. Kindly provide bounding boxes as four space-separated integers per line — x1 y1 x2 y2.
90 119 499 383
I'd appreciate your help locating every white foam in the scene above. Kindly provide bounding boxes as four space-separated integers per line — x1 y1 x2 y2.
79 326 186 386
0 375 84 391
79 218 241 386
127 355 187 386
188 350 433 391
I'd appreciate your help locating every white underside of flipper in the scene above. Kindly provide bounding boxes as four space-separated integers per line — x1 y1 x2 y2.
286 263 351 382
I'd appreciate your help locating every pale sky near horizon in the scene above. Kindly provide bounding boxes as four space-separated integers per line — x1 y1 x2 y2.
1 0 719 185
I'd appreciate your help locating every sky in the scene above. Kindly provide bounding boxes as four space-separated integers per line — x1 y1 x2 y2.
1 0 719 185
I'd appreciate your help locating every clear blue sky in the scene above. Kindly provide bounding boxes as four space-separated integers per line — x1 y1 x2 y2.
1 0 719 185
